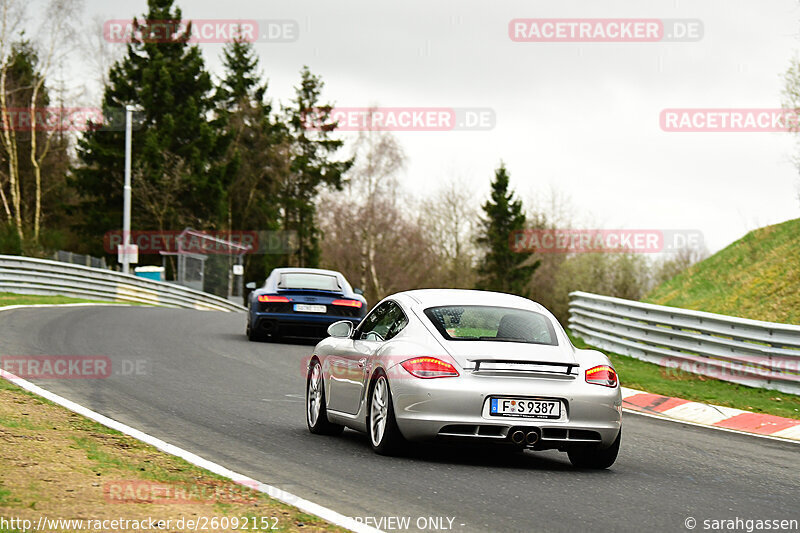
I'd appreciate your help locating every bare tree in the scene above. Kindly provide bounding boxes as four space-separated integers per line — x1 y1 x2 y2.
79 14 124 98
320 194 438 300
0 0 82 243
340 114 406 299
418 178 479 287
28 0 82 240
319 114 452 303
135 154 192 234
0 0 26 237
782 54 800 208
649 244 709 290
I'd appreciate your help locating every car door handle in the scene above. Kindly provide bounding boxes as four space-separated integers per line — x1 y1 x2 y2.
357 358 367 368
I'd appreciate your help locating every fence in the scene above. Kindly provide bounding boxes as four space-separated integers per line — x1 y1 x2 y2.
568 291 800 395
53 250 107 269
0 255 245 312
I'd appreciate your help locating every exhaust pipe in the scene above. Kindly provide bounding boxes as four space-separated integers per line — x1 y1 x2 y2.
525 431 539 445
510 430 525 444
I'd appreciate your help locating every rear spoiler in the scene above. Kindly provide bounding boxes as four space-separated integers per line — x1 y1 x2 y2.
470 359 580 376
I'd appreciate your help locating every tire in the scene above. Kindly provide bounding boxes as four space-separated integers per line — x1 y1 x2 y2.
306 360 344 436
367 372 404 455
246 321 264 342
567 430 621 469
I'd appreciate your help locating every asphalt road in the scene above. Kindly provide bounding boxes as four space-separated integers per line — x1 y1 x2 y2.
1 306 798 533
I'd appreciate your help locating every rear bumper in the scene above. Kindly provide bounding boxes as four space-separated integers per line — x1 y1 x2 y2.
387 369 622 448
253 312 360 338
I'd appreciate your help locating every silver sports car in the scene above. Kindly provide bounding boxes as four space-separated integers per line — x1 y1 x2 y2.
305 289 622 468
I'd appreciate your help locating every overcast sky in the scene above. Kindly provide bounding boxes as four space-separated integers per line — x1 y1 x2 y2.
72 0 800 253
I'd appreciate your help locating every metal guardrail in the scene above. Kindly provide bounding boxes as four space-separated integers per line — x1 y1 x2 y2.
0 255 245 312
568 291 800 395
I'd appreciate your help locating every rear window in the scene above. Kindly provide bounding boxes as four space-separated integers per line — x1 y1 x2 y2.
424 305 558 345
279 273 341 291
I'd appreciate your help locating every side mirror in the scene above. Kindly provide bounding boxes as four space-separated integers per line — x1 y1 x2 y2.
354 288 364 295
327 320 354 339
245 282 256 290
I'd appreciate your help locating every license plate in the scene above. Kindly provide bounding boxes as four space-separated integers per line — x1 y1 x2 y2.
294 304 326 313
490 397 560 419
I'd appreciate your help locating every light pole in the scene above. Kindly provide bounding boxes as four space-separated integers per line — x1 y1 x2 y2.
122 104 134 274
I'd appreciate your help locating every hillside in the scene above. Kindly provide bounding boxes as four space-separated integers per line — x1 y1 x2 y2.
645 218 800 324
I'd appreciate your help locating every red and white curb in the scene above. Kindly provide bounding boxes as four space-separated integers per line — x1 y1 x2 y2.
621 387 800 442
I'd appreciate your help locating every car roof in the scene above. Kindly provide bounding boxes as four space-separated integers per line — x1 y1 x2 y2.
395 288 546 312
270 267 343 278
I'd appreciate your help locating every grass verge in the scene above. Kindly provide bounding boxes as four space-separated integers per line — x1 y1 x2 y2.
0 378 343 532
644 217 800 324
0 293 114 307
569 332 800 420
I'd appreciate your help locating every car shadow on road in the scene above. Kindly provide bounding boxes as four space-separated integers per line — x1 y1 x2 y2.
273 337 320 347
331 428 590 473
218 333 320 347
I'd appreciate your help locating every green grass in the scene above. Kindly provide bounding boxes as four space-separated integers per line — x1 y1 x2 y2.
0 292 111 307
569 332 800 420
0 378 54 406
67 432 241 485
0 378 344 532
0 415 48 431
645 218 800 324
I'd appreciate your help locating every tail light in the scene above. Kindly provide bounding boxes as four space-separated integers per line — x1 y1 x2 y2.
332 299 363 308
257 294 289 303
585 365 618 387
400 357 459 379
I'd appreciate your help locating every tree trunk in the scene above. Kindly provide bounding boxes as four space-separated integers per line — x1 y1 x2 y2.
0 171 11 220
0 64 23 241
30 81 43 242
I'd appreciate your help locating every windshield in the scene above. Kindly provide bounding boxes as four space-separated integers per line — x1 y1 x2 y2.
279 273 341 291
424 306 558 345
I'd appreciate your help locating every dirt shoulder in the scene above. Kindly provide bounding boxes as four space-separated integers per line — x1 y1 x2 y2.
0 378 343 533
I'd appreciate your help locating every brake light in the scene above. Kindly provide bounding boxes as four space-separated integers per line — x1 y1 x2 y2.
332 299 363 308
257 295 289 303
400 357 459 379
585 365 618 387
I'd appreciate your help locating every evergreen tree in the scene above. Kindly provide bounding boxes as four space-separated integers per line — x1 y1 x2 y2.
73 0 229 256
215 37 286 280
476 163 540 294
281 66 353 267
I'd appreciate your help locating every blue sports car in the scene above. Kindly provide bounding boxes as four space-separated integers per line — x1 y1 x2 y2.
245 268 368 341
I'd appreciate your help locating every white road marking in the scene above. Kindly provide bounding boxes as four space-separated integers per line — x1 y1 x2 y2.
1 369 382 533
772 424 800 440
0 299 383 533
659 402 745 425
